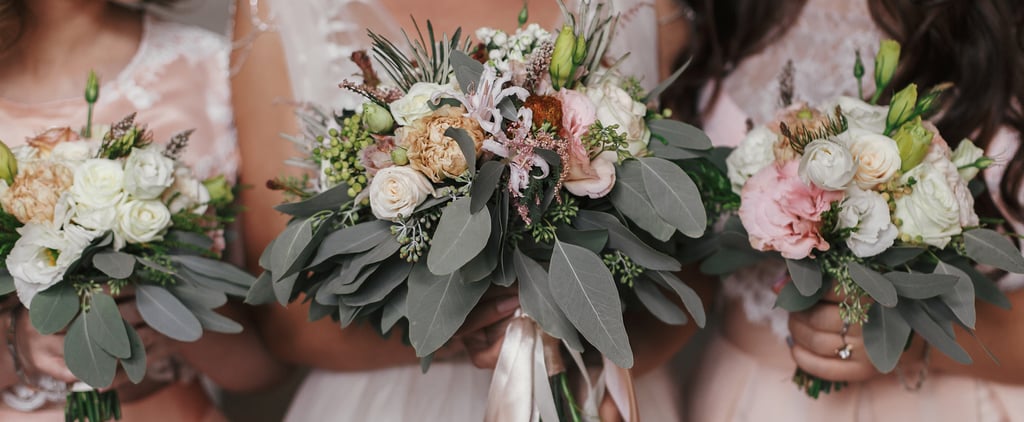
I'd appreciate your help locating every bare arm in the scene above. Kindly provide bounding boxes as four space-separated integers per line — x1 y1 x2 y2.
628 272 716 377
928 290 1024 384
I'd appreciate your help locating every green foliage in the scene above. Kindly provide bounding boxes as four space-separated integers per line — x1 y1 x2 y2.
528 194 579 244
369 20 473 92
313 115 373 191
0 209 23 267
620 76 646 103
394 208 442 263
97 114 151 160
821 252 870 324
779 107 848 155
603 251 644 287
267 174 315 202
582 121 629 160
683 158 740 225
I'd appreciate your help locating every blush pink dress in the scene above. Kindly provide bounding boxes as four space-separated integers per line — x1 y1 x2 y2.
0 14 239 419
688 1 1024 421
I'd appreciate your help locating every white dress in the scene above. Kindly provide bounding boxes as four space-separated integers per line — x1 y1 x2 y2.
245 0 681 420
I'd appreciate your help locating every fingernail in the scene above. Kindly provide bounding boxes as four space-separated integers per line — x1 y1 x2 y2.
497 296 520 313
786 336 794 349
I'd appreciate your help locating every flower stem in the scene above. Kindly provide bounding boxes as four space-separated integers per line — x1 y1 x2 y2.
65 390 120 422
792 367 847 399
559 372 583 422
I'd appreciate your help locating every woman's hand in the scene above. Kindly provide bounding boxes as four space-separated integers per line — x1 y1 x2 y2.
787 290 878 383
458 287 519 370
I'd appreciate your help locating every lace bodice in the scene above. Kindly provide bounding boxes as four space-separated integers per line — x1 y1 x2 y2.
262 0 660 110
0 15 239 181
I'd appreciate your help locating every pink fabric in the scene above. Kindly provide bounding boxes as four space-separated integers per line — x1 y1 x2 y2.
0 15 239 182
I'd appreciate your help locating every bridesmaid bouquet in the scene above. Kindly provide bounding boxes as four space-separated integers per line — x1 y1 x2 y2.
0 73 250 421
715 40 1024 397
253 1 711 419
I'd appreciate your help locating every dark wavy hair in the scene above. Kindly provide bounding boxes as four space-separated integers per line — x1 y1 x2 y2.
669 0 1024 217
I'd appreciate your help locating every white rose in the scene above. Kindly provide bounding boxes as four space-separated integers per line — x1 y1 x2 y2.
837 129 901 189
7 223 98 307
163 166 210 215
50 142 94 165
950 139 985 181
390 82 447 126
115 199 171 248
586 79 650 156
123 146 175 199
71 159 125 209
798 139 856 191
894 163 963 248
368 166 435 221
837 188 898 258
726 126 778 193
821 96 888 133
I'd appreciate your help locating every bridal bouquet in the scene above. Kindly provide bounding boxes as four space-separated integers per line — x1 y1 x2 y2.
0 73 251 421
252 1 711 419
713 41 1023 397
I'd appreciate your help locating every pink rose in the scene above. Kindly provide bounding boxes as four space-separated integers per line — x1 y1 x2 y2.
359 135 396 177
738 160 843 259
564 151 617 199
558 89 596 143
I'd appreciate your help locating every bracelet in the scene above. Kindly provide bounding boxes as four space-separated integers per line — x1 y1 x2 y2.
896 344 931 392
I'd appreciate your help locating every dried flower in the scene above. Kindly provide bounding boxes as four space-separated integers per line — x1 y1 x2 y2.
1 162 74 224
398 106 486 182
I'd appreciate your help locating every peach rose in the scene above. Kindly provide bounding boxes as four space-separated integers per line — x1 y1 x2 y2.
398 105 485 182
564 151 617 199
1 162 74 225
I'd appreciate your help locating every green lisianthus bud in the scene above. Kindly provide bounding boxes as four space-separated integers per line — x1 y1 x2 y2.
892 117 933 172
914 82 952 117
874 39 901 92
572 33 587 65
361 103 395 134
886 83 918 134
203 174 234 205
0 141 17 185
853 50 865 80
549 25 577 90
85 70 100 104
518 1 528 27
391 147 409 166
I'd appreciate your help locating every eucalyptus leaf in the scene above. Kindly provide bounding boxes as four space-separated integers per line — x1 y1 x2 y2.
0 270 13 296
648 119 712 151
952 261 1011 309
190 307 243 334
314 283 339 306
64 315 117 389
445 127 477 176
934 262 976 329
84 294 131 359
92 252 136 279
344 259 413 306
310 220 392 267
575 210 680 272
330 263 382 295
136 257 174 274
407 262 488 356
555 226 608 254
136 285 203 342
172 284 228 309
29 283 80 335
549 239 633 368
885 272 959 299
427 198 491 276
643 58 690 104
337 301 362 328
471 161 505 214
786 259 823 296
848 263 898 307
258 236 277 270
272 273 298 305
167 231 214 251
514 249 583 351
463 204 504 282
897 302 972 364
609 160 675 241
120 321 146 384
634 278 688 325
863 304 911 373
270 219 319 281
774 282 824 312
380 286 408 334
963 229 1024 273
638 157 706 238
173 255 255 288
647 140 704 160
177 266 249 298
451 50 484 94
274 183 350 217
492 249 517 287
699 249 764 276
648 271 706 328
875 247 926 267
308 299 336 321
498 97 518 121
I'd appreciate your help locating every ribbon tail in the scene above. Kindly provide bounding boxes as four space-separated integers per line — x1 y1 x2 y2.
603 356 640 422
532 331 559 422
485 316 536 422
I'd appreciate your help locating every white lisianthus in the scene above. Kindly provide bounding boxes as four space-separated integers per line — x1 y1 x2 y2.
894 163 963 248
586 78 650 156
50 142 94 166
950 139 985 181
390 82 447 126
822 96 888 133
7 223 98 307
798 139 856 191
115 199 171 248
368 166 435 221
163 166 210 215
123 146 175 199
837 129 902 189
726 126 778 194
71 158 125 209
837 188 898 257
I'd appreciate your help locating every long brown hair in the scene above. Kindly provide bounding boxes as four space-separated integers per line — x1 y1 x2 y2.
669 0 1024 216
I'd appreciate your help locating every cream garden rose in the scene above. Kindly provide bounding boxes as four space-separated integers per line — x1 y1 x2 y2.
950 139 985 181
115 199 172 247
822 96 888 133
798 139 855 191
70 159 125 230
837 188 898 257
390 82 448 126
839 129 901 189
124 146 175 199
726 126 778 194
586 79 650 156
368 166 435 221
893 163 963 248
164 166 211 214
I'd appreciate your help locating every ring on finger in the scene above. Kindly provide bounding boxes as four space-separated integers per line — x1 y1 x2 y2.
834 322 853 361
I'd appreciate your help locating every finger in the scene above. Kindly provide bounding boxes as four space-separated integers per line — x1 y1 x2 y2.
118 301 145 327
788 317 846 358
599 392 624 422
466 334 504 370
795 303 846 332
454 296 520 337
790 344 877 383
482 285 517 300
35 355 79 384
